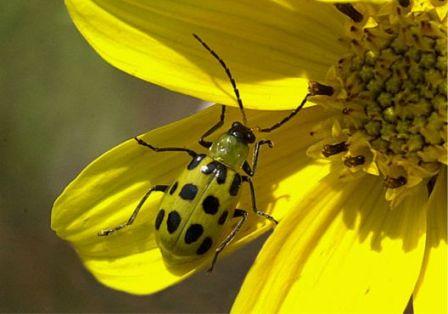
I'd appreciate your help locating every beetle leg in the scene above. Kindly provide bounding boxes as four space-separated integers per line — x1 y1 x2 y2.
208 209 248 272
199 105 226 148
242 139 273 177
134 137 197 158
242 176 278 225
98 185 169 236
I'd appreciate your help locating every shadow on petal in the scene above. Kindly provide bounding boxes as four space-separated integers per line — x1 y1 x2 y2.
233 172 427 313
340 175 427 252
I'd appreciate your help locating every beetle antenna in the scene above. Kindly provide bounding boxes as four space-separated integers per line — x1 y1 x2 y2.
193 34 248 125
259 93 309 133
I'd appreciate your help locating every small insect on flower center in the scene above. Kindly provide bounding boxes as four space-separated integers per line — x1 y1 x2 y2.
308 1 447 204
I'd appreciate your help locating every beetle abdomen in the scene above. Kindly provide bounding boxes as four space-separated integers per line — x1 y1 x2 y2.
154 156 242 265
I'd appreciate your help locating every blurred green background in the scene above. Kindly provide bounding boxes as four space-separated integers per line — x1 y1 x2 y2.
0 2 266 312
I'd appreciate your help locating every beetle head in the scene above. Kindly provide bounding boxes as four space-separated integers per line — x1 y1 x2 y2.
228 121 256 144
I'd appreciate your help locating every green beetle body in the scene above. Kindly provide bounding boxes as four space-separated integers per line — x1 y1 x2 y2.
155 154 242 264
155 124 253 264
99 34 309 270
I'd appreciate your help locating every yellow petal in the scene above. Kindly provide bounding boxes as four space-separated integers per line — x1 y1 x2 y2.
233 174 428 313
414 167 447 314
52 104 333 295
65 0 348 110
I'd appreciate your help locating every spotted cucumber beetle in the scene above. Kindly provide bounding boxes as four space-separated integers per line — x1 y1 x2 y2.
98 34 309 271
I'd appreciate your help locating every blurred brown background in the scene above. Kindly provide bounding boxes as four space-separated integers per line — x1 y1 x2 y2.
0 2 267 312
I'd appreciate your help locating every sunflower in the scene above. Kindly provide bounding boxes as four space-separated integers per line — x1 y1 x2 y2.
53 0 447 313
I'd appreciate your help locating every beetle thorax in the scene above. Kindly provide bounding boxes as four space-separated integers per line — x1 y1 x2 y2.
209 133 249 169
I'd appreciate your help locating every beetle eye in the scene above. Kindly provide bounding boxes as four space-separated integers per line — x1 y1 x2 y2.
246 132 255 143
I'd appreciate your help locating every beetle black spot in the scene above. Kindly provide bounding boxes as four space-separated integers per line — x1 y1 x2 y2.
233 209 246 218
184 224 204 244
218 210 228 225
179 183 198 200
201 161 219 175
169 182 178 195
196 237 213 255
229 174 242 196
216 166 227 184
187 154 205 170
202 195 219 215
155 209 165 230
167 211 181 233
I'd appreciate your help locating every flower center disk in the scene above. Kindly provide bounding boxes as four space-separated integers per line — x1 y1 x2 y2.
309 1 447 204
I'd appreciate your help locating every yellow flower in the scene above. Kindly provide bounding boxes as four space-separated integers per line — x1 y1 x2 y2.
53 0 447 313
